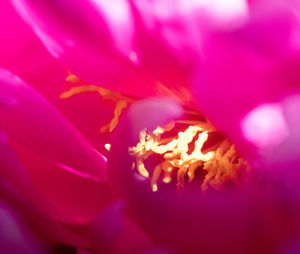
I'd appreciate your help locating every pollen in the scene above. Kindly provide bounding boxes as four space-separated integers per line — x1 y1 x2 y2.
105 143 111 151
129 119 248 193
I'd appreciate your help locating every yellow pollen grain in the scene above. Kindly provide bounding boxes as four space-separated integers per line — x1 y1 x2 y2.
163 176 172 184
152 184 158 192
105 143 111 151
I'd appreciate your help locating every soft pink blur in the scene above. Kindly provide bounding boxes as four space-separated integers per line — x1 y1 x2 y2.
1 0 300 253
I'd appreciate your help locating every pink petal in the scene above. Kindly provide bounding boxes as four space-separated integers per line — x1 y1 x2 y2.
129 0 201 106
0 0 67 100
90 202 151 254
279 241 300 254
0 147 90 248
133 248 172 254
0 68 106 180
11 0 158 98
130 0 248 107
77 249 92 254
0 68 114 225
0 1 104 146
12 141 114 225
256 93 300 188
57 91 118 156
0 203 47 254
192 2 300 160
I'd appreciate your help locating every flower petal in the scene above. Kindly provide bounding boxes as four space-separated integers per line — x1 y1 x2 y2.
130 0 248 106
0 0 67 99
0 68 106 180
0 129 94 247
0 202 47 254
90 201 151 254
11 0 157 98
0 68 114 226
192 2 300 160
12 141 114 225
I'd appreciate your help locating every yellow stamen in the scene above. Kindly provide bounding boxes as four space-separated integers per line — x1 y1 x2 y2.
100 100 128 133
66 72 81 83
129 120 248 192
136 158 149 178
61 74 134 133
152 184 158 192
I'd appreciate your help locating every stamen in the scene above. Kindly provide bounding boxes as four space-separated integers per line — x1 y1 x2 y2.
66 71 81 83
129 119 248 193
100 100 128 133
61 73 134 133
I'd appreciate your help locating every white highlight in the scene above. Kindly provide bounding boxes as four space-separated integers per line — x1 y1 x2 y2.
241 103 289 149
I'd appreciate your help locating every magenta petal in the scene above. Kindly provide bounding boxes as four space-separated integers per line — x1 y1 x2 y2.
0 68 114 225
129 0 249 107
0 144 89 247
0 68 106 180
90 202 124 254
0 0 68 101
129 0 201 105
279 241 300 254
0 203 47 254
0 131 52 217
11 0 157 97
12 142 113 225
192 3 300 160
90 202 151 254
133 249 172 254
260 93 300 183
0 176 90 248
0 129 96 246
77 249 92 254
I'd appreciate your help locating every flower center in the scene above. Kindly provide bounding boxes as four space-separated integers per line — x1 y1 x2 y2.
129 115 249 193
61 72 249 193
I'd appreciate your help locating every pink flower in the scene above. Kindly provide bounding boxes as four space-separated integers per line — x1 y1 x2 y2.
1 0 300 253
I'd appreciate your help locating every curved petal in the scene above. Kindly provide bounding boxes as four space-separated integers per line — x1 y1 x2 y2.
0 1 114 148
0 68 106 180
0 178 90 248
258 93 300 189
0 203 47 254
0 141 90 247
108 98 299 254
192 2 300 160
10 0 248 107
0 1 111 148
10 0 157 98
12 141 114 225
130 0 248 107
0 68 114 225
90 202 151 254
0 0 67 99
